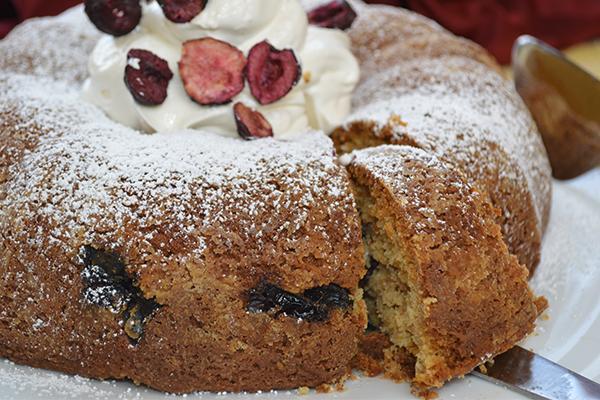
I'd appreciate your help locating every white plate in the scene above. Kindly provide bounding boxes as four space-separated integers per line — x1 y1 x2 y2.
2 169 599 400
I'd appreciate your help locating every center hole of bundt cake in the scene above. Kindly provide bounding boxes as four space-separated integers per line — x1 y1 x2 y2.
355 185 421 379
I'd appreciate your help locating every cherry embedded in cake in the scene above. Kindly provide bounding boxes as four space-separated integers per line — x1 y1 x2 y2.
246 282 351 322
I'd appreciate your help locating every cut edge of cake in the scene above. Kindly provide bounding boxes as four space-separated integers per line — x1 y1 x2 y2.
344 144 546 396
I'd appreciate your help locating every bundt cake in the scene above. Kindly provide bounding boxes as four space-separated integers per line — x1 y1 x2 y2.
0 0 551 396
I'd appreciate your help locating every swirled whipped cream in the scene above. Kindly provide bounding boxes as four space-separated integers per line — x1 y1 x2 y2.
82 0 360 138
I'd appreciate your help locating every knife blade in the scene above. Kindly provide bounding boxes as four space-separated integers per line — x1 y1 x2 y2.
471 346 600 400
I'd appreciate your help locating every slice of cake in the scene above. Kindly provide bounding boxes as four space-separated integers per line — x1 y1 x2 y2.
344 145 545 394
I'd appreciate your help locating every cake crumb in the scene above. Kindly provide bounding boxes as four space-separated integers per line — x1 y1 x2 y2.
315 383 333 393
297 386 310 395
541 313 550 321
411 385 439 400
303 71 312 83
388 114 408 127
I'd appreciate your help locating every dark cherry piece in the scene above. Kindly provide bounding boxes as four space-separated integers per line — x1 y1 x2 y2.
124 49 174 105
157 0 207 23
81 245 131 312
179 38 247 105
234 102 273 140
360 256 379 286
305 284 351 308
245 40 301 105
84 0 142 37
246 281 351 322
81 246 160 343
307 0 357 30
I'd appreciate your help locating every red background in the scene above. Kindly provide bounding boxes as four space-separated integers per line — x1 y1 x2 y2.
1 0 599 64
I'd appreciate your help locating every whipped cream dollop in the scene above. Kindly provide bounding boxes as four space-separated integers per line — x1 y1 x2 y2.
82 0 360 138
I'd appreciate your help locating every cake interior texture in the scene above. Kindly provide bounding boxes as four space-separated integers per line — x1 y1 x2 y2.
346 145 544 392
356 184 421 381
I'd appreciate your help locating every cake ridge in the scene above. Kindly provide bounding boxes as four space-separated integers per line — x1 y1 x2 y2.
333 52 552 270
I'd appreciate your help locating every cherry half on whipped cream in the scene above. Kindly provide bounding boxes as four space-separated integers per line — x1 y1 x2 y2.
84 0 142 36
246 41 301 106
307 0 357 30
157 0 207 23
82 0 361 138
179 38 247 106
234 102 274 140
125 49 174 105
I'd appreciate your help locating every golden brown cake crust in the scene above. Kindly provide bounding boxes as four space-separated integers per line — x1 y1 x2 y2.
346 1 501 80
0 69 367 392
0 12 99 83
352 331 392 377
346 145 542 390
335 4 553 271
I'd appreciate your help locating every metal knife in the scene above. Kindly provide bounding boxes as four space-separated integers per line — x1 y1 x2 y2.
471 346 600 400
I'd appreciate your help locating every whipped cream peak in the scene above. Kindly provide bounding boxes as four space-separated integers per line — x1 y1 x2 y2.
82 0 360 139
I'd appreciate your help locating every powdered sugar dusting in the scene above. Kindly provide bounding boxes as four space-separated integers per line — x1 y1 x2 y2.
1 358 304 399
350 56 551 227
0 6 366 390
0 71 358 289
349 144 473 199
531 172 600 300
0 5 98 83
347 144 493 246
0 6 359 281
340 54 552 268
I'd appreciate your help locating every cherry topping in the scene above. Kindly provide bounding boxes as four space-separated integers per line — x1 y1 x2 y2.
234 102 273 140
307 0 357 30
179 38 247 106
157 0 207 23
124 49 174 105
84 0 142 37
245 41 301 106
